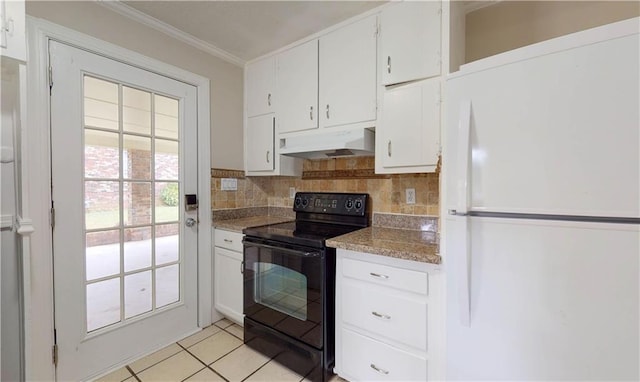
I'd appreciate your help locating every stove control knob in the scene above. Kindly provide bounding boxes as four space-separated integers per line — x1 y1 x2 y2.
301 198 309 208
345 199 354 210
354 199 363 211
294 196 302 208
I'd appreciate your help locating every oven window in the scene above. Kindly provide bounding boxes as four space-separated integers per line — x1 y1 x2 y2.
253 262 307 321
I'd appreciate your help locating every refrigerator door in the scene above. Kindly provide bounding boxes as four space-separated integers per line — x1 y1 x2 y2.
445 32 639 218
446 217 639 381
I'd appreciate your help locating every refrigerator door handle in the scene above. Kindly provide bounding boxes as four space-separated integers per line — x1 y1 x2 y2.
456 100 472 214
457 216 471 327
453 99 472 327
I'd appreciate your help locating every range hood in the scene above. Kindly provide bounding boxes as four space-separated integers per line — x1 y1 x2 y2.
279 128 374 159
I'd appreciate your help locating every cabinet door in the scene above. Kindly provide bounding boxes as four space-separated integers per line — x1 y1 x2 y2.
277 40 318 134
246 56 275 117
214 247 243 324
380 77 440 170
0 0 26 62
319 15 377 129
246 114 274 172
381 1 441 86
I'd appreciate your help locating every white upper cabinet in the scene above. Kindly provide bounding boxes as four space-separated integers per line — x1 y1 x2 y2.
377 77 440 173
246 114 274 172
380 1 441 86
0 0 26 62
246 56 275 117
319 15 377 129
276 39 319 134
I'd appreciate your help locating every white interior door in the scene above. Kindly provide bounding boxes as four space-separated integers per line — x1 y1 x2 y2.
49 40 199 381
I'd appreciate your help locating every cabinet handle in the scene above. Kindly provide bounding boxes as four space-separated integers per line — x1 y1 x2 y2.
371 311 391 320
266 150 270 163
370 364 389 375
326 104 330 119
387 56 391 74
310 106 313 120
223 239 233 243
369 272 389 279
267 93 271 106
387 140 392 157
240 260 244 274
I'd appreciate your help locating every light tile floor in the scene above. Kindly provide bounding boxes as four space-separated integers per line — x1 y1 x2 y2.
95 318 346 382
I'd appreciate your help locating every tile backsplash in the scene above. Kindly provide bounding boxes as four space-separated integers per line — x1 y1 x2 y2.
211 157 439 216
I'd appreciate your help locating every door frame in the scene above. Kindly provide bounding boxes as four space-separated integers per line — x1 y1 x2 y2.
25 17 212 381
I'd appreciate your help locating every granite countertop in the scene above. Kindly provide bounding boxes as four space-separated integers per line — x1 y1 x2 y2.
213 215 293 233
326 227 441 264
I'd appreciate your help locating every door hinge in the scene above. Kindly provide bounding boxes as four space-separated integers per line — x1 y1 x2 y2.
48 65 53 93
52 344 58 366
50 206 55 229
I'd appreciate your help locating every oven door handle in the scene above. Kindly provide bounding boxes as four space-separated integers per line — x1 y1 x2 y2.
243 240 322 258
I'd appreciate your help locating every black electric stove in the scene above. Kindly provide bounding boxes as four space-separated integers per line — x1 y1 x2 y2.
242 192 369 382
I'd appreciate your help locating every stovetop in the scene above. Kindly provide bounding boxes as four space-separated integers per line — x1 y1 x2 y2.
243 192 370 248
243 220 365 249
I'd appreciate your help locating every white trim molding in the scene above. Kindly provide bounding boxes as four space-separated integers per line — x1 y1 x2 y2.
96 0 245 67
26 16 213 381
0 215 14 230
464 1 502 14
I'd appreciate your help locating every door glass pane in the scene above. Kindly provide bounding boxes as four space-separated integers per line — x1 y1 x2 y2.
155 139 178 180
87 278 121 332
123 135 152 180
85 129 119 179
156 224 179 265
124 227 152 272
123 86 151 135
84 77 119 130
156 265 179 308
85 181 120 230
125 271 152 319
82 76 183 333
124 182 151 226
254 262 307 320
85 230 120 281
155 182 179 223
154 95 179 139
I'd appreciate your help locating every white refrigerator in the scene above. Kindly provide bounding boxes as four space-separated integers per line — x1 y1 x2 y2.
444 18 639 381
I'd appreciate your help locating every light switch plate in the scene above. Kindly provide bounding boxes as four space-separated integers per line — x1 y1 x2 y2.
221 178 238 191
289 187 296 198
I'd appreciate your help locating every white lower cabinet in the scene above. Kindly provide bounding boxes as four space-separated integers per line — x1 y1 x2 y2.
335 249 443 381
214 229 244 325
341 329 428 381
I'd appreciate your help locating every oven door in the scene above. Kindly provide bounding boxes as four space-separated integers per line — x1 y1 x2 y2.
243 237 324 349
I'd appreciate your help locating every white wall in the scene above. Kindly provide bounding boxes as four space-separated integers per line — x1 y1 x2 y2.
26 1 245 170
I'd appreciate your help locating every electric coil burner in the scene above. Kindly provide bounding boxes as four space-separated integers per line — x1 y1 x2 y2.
242 192 370 382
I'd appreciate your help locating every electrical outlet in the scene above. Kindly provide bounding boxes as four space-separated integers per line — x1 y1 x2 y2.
406 188 416 204
221 178 237 191
289 187 296 198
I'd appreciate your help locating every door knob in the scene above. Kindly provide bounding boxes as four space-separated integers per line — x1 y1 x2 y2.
185 218 197 227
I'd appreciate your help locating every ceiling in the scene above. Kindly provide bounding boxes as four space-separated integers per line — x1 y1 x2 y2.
120 1 386 64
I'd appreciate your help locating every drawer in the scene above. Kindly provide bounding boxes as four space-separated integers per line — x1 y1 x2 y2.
342 280 427 351
342 257 428 295
214 229 244 252
341 328 427 381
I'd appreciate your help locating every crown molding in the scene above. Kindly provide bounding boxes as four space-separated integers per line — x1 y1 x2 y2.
96 0 245 67
464 1 502 14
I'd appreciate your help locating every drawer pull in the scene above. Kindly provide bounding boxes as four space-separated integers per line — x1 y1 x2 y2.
370 364 389 375
371 311 391 320
369 272 389 279
223 239 233 243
